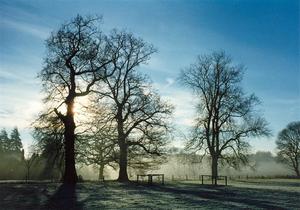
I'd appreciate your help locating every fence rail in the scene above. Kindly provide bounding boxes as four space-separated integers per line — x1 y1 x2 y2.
137 174 164 185
200 175 228 185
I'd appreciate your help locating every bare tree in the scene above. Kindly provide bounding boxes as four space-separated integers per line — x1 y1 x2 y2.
23 153 39 182
276 121 300 177
77 102 118 181
127 146 166 177
98 31 173 182
180 51 270 185
39 15 114 184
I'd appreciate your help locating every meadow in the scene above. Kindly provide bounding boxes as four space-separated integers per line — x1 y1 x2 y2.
0 178 299 209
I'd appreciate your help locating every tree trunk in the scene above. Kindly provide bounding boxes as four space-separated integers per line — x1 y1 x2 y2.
98 164 104 181
294 158 300 178
63 101 77 184
27 166 30 182
116 109 129 182
296 168 300 178
211 155 218 185
117 141 129 182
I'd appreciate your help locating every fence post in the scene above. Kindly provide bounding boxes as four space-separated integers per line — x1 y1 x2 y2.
186 175 188 181
137 175 139 183
201 175 203 185
225 176 227 186
148 175 152 185
162 174 164 185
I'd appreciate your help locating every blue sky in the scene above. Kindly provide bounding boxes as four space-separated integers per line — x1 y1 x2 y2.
0 0 299 154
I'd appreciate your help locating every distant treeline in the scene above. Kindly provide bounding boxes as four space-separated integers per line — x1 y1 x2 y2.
0 127 24 179
0 127 294 180
0 127 62 180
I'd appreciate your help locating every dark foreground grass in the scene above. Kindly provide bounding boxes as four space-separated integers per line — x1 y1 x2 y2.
0 179 299 209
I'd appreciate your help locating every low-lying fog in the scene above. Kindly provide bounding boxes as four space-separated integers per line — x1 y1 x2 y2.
78 151 293 181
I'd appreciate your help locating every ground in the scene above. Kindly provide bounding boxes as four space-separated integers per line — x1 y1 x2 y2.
0 179 299 209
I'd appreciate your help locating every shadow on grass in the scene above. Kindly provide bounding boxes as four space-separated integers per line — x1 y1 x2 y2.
1 180 298 209
0 183 44 209
147 182 297 209
76 181 298 209
45 183 83 210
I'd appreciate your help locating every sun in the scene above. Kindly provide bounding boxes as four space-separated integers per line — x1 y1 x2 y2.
73 96 92 123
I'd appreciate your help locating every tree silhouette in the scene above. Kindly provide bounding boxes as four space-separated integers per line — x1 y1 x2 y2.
180 51 270 185
23 153 39 182
0 127 23 154
9 127 23 152
0 128 9 152
276 121 300 177
97 31 173 182
0 128 24 179
127 147 166 177
39 15 114 184
77 102 118 181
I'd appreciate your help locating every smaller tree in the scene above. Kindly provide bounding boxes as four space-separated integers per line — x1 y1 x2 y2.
24 153 39 182
77 102 118 181
276 121 300 177
127 146 166 177
78 133 117 181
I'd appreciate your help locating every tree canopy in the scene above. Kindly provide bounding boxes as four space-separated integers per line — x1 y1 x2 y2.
180 51 270 184
36 15 173 183
276 121 300 177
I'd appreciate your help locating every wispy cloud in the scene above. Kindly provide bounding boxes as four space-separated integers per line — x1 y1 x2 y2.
0 108 13 118
0 66 43 130
0 65 38 86
0 18 50 39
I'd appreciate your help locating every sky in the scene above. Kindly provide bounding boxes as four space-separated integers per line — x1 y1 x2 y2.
0 0 299 154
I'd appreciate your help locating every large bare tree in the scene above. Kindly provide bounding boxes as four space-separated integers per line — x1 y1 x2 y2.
98 31 173 182
276 121 300 177
180 51 270 185
39 15 114 184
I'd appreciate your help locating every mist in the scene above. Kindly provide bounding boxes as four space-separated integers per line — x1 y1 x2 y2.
75 151 294 181
147 151 293 180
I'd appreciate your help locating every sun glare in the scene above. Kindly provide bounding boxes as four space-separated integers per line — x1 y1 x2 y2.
73 96 91 123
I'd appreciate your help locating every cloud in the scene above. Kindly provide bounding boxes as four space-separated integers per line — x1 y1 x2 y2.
0 94 42 129
0 109 13 118
0 66 43 130
153 81 196 128
0 18 50 39
166 77 175 86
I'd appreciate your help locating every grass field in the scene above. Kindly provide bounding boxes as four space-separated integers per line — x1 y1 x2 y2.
0 179 299 209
